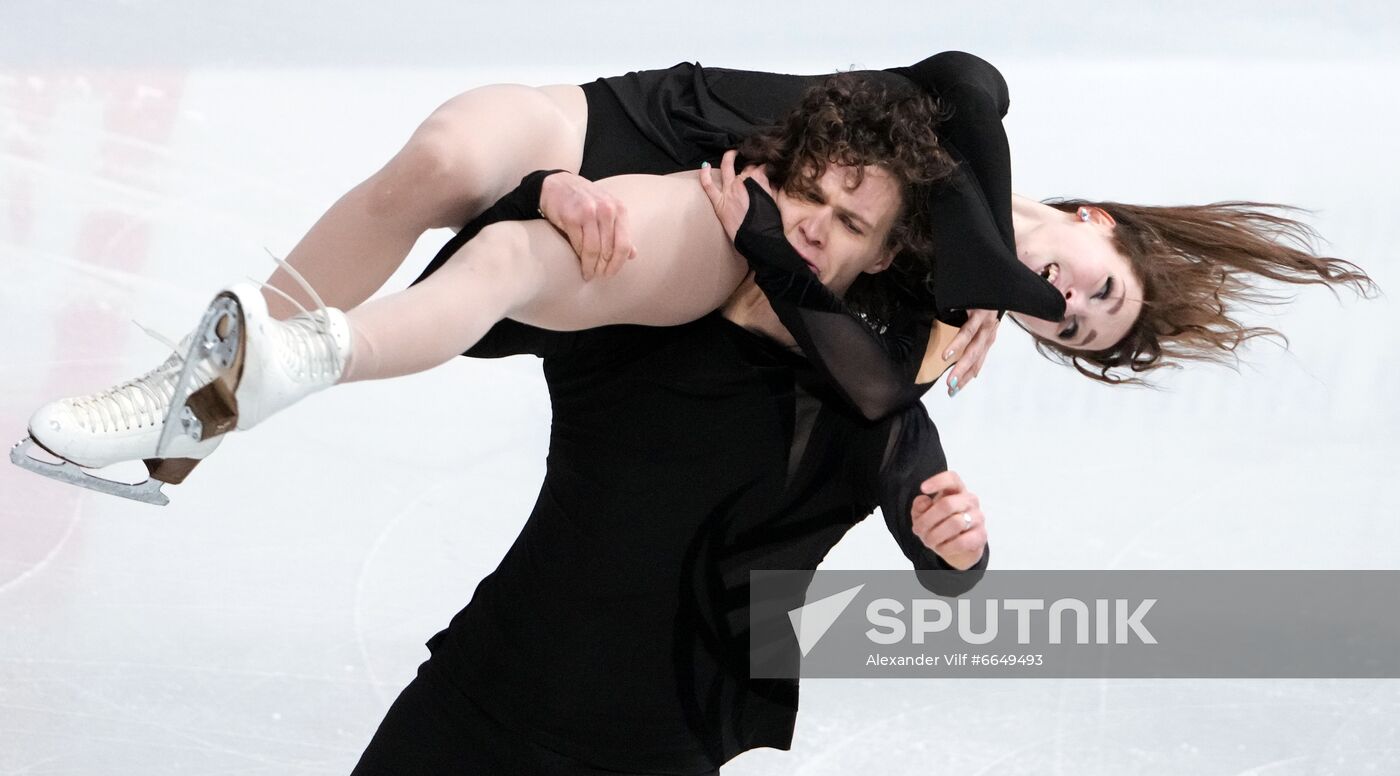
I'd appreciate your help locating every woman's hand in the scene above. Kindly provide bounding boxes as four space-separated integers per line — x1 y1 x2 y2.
698 149 775 241
911 470 986 571
538 171 636 280
943 309 1000 397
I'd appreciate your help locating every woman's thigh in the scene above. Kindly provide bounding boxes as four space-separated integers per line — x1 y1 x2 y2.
490 172 749 331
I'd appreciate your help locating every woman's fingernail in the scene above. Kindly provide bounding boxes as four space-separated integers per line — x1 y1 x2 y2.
701 161 710 169
943 348 954 360
949 376 959 390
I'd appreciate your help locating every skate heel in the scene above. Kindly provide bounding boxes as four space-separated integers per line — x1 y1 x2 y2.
143 456 202 485
185 378 239 441
157 292 246 454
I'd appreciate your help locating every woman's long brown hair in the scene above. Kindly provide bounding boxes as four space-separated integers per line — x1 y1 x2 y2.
1033 199 1378 385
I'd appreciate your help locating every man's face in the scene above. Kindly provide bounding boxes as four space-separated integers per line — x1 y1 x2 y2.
772 164 902 295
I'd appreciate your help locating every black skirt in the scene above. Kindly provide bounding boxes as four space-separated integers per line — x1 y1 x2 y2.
578 77 688 179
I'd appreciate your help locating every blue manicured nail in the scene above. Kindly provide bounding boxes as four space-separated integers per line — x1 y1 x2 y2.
701 161 710 169
949 376 959 390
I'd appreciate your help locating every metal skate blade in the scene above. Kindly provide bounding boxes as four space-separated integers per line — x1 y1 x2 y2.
156 295 240 457
10 437 169 506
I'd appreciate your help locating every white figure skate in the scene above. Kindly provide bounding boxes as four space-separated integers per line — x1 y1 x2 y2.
12 258 352 505
153 279 352 451
11 329 232 505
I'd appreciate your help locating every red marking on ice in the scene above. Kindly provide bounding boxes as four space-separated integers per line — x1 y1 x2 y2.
1 70 187 591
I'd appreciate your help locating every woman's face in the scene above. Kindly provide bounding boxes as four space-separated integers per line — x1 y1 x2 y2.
1010 209 1144 349
772 164 901 295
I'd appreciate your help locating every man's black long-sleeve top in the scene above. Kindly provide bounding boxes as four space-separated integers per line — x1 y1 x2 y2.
425 310 984 774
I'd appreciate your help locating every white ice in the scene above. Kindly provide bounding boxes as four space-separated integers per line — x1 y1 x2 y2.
2 2 1398 774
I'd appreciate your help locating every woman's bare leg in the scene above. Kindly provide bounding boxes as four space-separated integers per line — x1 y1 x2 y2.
260 84 588 319
340 172 748 382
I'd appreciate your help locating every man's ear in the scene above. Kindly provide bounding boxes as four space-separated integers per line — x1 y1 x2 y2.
866 246 897 275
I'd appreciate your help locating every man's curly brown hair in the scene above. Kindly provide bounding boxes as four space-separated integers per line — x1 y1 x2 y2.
736 72 955 324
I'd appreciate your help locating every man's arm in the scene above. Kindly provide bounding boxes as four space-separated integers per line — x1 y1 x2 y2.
872 402 989 596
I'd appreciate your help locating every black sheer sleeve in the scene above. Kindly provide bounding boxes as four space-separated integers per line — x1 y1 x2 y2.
731 51 1065 421
872 402 989 596
734 178 932 421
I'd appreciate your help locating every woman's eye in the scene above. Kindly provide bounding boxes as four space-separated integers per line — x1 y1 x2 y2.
1094 276 1115 300
1058 320 1079 341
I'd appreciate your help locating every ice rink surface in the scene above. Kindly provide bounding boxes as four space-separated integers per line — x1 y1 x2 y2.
2 2 1398 773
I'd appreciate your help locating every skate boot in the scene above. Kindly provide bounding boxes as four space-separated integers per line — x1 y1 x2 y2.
13 259 353 505
12 330 231 506
152 279 352 461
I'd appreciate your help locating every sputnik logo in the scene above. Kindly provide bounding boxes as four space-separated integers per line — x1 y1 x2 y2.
788 584 865 657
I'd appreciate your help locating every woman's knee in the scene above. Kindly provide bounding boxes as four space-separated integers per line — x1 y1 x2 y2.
363 124 480 226
361 87 516 224
452 221 549 297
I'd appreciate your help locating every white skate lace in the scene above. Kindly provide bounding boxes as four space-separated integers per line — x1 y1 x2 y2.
65 252 343 435
273 314 344 381
247 248 348 382
66 326 218 434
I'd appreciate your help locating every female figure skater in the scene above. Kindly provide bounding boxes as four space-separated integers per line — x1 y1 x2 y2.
11 55 1373 505
16 73 974 503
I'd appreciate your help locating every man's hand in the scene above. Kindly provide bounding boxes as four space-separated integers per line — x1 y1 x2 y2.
538 171 636 280
943 309 1000 397
910 470 987 570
